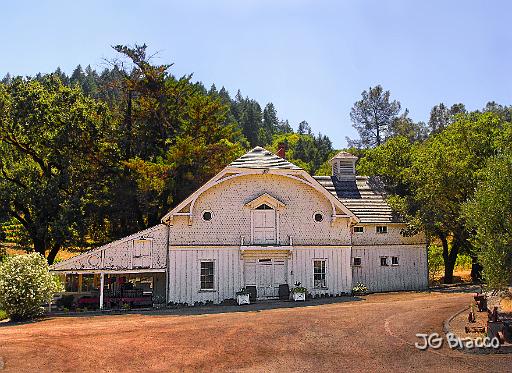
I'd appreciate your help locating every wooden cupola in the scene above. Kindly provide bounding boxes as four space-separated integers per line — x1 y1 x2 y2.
329 151 358 181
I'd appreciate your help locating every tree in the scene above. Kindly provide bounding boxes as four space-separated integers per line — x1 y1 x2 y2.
297 120 312 135
387 110 428 143
463 152 512 289
359 111 511 283
348 85 401 148
110 45 246 227
260 103 279 145
0 76 115 263
0 253 62 321
428 103 466 134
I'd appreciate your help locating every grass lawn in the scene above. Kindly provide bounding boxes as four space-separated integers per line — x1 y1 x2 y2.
0 309 7 321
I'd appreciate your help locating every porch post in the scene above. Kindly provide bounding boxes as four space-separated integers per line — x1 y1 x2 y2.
99 272 105 310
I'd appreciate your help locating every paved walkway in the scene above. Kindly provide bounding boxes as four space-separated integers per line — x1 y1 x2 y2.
0 289 510 372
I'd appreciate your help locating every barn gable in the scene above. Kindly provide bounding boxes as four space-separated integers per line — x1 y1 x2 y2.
161 147 358 225
51 224 168 272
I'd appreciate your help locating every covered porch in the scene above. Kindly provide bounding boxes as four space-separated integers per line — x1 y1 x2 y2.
53 269 167 310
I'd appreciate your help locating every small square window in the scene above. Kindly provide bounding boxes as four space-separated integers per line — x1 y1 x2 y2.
200 261 214 290
391 256 399 266
376 226 388 234
353 257 362 266
380 257 389 266
353 226 364 233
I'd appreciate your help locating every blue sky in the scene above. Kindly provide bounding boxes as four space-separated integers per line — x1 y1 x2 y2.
2 0 511 147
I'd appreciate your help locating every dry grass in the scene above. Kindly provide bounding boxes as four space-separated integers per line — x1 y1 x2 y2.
6 248 81 261
500 295 512 312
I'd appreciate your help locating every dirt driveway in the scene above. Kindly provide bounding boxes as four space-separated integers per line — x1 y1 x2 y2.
0 290 510 372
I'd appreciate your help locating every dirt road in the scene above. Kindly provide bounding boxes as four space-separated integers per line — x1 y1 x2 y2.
0 290 510 372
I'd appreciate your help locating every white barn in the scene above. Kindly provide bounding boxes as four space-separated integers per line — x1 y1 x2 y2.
52 147 428 308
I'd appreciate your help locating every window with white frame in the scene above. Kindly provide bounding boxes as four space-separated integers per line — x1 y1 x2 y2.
352 257 362 266
353 226 364 233
313 260 327 288
380 256 389 266
391 256 399 266
200 261 215 290
376 226 388 234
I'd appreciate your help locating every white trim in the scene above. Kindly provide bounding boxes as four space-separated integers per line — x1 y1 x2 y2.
245 193 285 209
199 259 216 291
99 272 104 310
201 210 213 221
312 258 328 290
161 167 359 224
313 211 324 223
51 268 166 274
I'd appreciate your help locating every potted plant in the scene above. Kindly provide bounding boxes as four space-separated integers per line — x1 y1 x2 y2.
236 288 250 305
291 282 307 301
352 282 368 296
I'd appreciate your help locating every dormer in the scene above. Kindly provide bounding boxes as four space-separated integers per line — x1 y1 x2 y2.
329 151 358 181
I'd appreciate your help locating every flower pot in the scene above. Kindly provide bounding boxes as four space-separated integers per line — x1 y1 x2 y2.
237 293 250 305
292 292 306 301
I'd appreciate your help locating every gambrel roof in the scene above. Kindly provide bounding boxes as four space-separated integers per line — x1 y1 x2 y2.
229 146 302 170
313 175 401 224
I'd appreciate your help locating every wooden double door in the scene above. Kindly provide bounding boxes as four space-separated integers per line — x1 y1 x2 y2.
244 258 287 299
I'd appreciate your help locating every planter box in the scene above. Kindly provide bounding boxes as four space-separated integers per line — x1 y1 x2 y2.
237 293 250 305
292 292 306 301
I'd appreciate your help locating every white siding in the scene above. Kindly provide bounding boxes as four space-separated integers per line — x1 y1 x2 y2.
168 247 243 305
351 245 428 292
290 246 352 296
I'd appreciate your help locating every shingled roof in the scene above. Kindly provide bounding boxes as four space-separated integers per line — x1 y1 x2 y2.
313 175 401 224
229 146 302 170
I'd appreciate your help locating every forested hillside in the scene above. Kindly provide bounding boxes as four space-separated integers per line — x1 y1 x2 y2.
0 45 334 262
1 45 511 289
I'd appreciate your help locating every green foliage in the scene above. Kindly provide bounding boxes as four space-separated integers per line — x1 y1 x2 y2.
269 132 333 174
463 152 512 290
0 309 7 320
347 85 401 148
351 282 368 294
360 111 512 283
0 253 62 321
0 76 117 263
428 245 444 283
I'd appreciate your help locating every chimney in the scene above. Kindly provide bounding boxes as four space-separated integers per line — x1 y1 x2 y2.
277 142 287 159
329 151 358 181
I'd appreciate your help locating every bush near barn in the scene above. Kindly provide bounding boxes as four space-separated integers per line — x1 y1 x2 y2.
0 253 62 321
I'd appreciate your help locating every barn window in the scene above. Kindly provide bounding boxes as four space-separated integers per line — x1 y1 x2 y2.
202 210 213 221
391 256 399 266
376 226 388 234
65 274 79 292
200 261 215 290
352 257 362 266
380 256 389 266
81 274 97 292
353 226 364 233
313 260 327 288
313 212 324 222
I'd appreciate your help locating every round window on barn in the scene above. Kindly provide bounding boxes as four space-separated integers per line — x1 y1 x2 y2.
202 210 213 221
313 212 324 222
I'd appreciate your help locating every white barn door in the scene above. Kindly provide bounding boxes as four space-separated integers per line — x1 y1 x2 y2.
255 258 287 299
253 204 276 244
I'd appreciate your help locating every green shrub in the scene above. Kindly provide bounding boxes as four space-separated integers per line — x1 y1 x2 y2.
0 253 62 321
428 245 444 283
0 309 7 320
